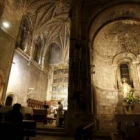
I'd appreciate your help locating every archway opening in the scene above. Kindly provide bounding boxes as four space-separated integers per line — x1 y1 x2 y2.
89 4 140 130
46 43 69 111
5 96 13 106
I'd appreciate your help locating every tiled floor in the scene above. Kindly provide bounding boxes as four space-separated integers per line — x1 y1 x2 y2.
30 135 74 140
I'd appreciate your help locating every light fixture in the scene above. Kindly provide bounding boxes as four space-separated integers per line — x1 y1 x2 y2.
2 21 10 28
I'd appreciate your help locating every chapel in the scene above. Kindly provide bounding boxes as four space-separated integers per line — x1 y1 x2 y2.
1 0 140 139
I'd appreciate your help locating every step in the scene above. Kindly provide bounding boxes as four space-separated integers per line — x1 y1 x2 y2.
92 136 111 140
92 131 112 140
36 130 68 136
36 127 65 132
93 139 110 140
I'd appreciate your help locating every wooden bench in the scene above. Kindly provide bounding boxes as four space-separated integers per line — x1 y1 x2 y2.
23 120 36 140
0 120 36 140
33 109 47 124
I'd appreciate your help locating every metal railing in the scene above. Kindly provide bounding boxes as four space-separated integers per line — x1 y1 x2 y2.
74 122 95 140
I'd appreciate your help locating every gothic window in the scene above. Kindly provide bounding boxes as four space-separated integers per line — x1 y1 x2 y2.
120 64 131 85
34 37 42 63
19 16 30 51
19 23 26 50
48 43 62 64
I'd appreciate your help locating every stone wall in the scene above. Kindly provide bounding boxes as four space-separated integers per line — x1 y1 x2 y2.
81 0 140 131
0 29 15 80
6 50 48 106
1 0 21 37
0 0 22 104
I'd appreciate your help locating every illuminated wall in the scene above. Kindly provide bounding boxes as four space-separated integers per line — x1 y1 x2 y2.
6 50 48 106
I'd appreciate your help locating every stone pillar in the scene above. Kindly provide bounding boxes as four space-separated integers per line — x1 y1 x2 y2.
65 0 94 135
41 57 45 70
46 66 54 101
29 36 36 61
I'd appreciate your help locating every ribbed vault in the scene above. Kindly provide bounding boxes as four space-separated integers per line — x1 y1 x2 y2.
16 0 71 67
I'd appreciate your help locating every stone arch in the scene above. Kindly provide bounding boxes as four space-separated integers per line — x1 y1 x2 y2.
34 36 44 64
89 2 140 89
5 93 17 106
88 2 140 124
112 52 137 65
18 15 32 53
89 2 140 91
44 43 62 66
88 2 140 47
112 53 139 89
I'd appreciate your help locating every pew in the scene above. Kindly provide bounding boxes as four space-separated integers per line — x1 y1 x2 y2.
23 120 36 140
0 120 36 140
27 98 51 124
33 108 47 124
27 98 44 109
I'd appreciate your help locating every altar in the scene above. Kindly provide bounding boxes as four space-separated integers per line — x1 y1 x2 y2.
115 102 140 131
115 114 140 129
113 114 140 140
113 100 140 140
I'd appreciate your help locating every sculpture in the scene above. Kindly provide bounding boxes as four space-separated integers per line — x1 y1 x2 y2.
121 78 131 98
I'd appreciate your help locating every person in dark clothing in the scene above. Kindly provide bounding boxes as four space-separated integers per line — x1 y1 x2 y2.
43 104 49 124
0 104 2 121
5 103 23 123
5 103 24 140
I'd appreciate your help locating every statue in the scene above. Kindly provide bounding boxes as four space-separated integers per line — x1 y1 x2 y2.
121 78 131 98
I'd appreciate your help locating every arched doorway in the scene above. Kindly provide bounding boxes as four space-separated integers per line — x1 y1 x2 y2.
89 3 140 130
5 94 17 106
5 96 13 106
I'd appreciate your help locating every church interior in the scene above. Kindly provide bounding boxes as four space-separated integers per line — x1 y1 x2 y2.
1 0 140 139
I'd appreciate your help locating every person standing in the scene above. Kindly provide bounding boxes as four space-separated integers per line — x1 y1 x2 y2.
56 101 63 127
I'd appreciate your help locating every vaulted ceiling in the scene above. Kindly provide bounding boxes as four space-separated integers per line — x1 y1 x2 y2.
14 0 71 65
94 20 140 59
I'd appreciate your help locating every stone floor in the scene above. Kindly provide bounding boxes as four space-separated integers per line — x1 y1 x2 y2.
30 135 74 140
29 122 74 140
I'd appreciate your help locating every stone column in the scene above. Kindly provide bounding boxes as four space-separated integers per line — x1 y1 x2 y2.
29 36 36 61
41 57 45 70
46 66 54 101
65 0 94 135
0 0 18 105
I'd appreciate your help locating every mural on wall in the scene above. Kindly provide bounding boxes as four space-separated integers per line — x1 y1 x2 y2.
48 44 62 65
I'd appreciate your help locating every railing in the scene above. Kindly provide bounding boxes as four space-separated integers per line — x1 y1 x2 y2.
74 122 95 140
